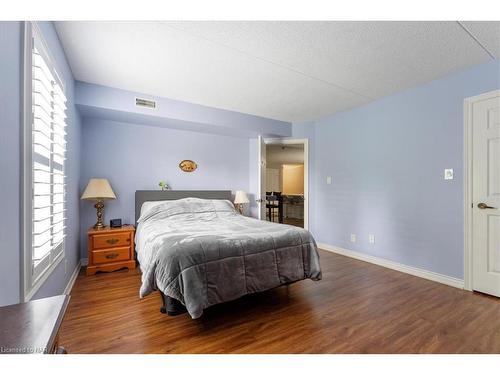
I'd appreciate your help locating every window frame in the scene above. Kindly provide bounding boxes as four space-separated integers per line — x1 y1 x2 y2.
22 22 67 301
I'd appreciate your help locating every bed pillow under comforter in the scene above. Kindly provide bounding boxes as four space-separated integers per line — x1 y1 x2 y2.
136 198 322 318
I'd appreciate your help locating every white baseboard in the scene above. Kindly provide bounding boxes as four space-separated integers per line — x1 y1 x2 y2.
318 243 464 290
81 258 88 266
63 259 82 295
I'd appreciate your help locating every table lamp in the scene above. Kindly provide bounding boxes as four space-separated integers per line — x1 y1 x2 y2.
81 178 116 229
234 190 249 214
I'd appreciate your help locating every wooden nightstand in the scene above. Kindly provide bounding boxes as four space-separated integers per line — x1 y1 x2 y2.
86 225 136 276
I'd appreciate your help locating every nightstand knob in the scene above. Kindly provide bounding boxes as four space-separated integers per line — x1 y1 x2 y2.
105 253 119 259
106 238 119 245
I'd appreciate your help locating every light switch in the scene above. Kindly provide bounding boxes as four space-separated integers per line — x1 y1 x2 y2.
444 169 454 180
350 234 356 243
326 176 332 185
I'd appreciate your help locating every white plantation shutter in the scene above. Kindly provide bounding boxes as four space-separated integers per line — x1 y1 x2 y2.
28 24 67 285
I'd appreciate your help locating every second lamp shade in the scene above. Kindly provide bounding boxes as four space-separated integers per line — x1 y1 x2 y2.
234 190 249 204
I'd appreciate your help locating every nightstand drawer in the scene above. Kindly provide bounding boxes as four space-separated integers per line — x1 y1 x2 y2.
86 225 135 276
92 232 131 249
92 247 131 264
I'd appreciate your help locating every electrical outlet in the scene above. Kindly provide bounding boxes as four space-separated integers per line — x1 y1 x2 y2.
369 234 375 244
350 234 356 243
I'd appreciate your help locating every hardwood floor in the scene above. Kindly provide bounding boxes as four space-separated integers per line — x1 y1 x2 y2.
59 250 500 353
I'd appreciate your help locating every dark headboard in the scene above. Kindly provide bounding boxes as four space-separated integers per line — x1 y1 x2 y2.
135 190 232 223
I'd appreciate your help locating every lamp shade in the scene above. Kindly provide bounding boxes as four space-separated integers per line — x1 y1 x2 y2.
234 190 249 204
81 178 116 200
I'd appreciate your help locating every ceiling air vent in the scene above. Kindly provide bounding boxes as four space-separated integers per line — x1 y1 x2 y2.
135 97 156 109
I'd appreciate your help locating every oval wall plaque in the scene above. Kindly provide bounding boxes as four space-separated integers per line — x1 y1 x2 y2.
179 160 197 172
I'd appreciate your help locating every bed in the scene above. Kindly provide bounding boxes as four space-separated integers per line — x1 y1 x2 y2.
135 190 322 319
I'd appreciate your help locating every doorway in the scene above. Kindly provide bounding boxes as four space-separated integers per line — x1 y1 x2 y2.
464 90 500 296
259 138 308 229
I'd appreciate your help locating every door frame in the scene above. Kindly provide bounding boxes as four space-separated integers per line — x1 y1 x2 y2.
263 138 309 230
463 89 500 291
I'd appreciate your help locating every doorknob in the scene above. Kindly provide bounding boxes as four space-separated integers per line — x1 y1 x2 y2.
477 203 496 209
256 199 263 203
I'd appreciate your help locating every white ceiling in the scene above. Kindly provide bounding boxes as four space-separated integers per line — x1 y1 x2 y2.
55 21 500 123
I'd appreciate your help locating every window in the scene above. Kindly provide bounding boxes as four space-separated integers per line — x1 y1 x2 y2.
23 22 67 300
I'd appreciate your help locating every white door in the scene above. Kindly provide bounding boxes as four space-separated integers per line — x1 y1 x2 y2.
472 92 500 296
257 135 267 220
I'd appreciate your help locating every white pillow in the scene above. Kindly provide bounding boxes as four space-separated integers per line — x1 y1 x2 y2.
138 198 236 223
139 200 169 219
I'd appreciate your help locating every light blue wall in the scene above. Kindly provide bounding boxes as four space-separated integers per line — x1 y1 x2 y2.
313 60 500 279
0 22 22 305
80 119 251 257
0 22 81 306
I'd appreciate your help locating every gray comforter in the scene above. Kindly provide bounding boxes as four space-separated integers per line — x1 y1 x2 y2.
136 198 322 318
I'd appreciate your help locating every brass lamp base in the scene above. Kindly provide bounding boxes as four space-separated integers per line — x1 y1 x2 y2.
236 203 244 215
93 200 105 229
